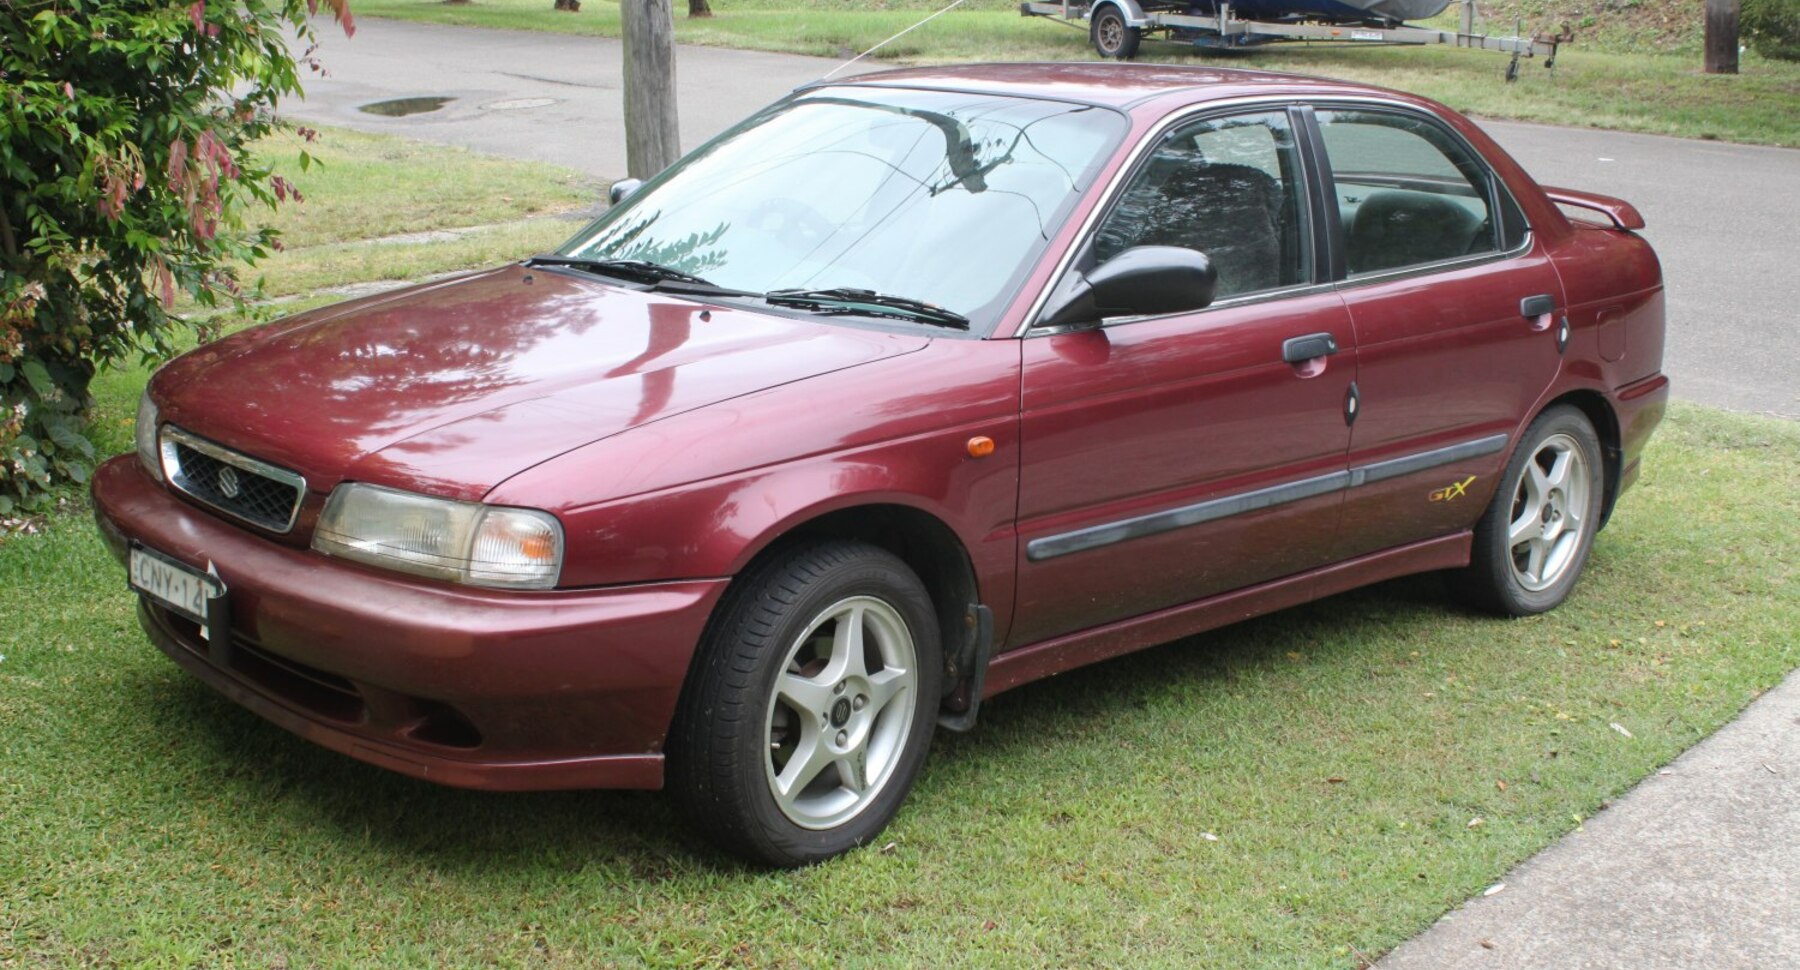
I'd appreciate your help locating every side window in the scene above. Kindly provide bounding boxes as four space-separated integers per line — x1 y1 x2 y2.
1093 110 1310 302
1316 109 1518 275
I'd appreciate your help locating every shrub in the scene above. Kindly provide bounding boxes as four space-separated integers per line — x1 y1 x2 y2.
0 0 354 514
1743 0 1800 59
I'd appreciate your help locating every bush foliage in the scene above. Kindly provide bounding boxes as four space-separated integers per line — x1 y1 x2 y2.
0 0 353 514
1743 0 1800 59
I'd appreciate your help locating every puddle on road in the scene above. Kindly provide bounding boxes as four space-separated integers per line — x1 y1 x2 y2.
359 96 455 117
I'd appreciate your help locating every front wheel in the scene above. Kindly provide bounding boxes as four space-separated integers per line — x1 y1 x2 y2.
1091 5 1142 59
668 541 941 867
1448 405 1605 616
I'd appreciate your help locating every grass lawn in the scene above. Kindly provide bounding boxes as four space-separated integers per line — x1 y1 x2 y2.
3 109 1798 968
3 403 1796 966
351 0 1800 147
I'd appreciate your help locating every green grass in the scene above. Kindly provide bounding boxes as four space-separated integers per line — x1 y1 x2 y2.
351 0 1800 147
240 128 597 298
254 127 597 249
2 403 1795 966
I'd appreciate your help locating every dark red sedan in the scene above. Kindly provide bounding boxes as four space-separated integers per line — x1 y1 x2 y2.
92 64 1668 866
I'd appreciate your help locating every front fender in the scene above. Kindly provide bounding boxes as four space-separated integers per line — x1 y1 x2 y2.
485 337 1023 619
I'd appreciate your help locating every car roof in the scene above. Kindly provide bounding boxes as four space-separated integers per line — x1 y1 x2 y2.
815 62 1406 110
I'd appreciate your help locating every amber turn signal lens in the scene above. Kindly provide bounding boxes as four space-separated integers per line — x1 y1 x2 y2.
966 436 995 458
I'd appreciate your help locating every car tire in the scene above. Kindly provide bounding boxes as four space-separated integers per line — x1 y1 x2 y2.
1448 404 1605 616
1091 5 1142 59
667 541 941 867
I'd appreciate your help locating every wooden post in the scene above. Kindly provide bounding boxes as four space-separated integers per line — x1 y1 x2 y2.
620 0 681 178
1704 0 1740 74
1460 0 1475 36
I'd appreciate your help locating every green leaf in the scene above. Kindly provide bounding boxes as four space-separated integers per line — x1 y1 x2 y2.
20 360 55 398
46 420 95 458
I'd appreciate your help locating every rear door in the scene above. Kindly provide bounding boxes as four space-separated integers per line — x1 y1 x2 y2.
1010 107 1356 649
1310 106 1566 561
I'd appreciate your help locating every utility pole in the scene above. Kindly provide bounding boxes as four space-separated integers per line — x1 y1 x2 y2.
1704 0 1740 73
620 0 681 178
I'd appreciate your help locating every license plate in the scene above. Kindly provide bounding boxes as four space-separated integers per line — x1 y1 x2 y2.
129 545 226 640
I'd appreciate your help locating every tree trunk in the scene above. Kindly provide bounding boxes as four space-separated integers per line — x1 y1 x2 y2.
620 0 681 179
689 0 713 18
1704 0 1740 74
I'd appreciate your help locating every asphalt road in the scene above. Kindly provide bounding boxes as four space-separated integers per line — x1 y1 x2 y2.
283 18 1800 419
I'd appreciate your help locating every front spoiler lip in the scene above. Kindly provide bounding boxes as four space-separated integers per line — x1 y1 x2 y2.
137 600 666 791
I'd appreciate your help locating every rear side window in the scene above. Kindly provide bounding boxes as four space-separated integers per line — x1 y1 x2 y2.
1317 110 1520 276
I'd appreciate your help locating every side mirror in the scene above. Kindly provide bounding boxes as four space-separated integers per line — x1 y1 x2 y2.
1038 246 1217 330
608 178 644 206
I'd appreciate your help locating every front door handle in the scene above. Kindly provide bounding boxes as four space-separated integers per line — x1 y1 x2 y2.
1281 332 1339 364
1520 293 1556 318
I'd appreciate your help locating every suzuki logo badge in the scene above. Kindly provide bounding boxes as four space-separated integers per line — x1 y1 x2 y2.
218 466 242 499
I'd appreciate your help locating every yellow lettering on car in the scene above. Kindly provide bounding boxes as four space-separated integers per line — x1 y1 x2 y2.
1429 475 1477 503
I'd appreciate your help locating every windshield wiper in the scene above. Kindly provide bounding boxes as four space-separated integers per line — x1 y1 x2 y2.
525 255 719 288
764 287 970 331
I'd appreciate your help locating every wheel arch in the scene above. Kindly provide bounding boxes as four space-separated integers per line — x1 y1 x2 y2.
1089 0 1151 27
723 502 984 704
1538 388 1623 527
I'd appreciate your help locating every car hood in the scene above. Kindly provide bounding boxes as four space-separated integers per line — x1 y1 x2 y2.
155 265 931 500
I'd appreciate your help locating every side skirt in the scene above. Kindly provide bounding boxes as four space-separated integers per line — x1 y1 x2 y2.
982 531 1472 699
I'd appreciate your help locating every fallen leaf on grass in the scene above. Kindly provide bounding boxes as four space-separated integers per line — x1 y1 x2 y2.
1326 777 1346 784
1201 832 1220 842
1467 817 1485 829
1610 722 1634 738
1496 779 1508 792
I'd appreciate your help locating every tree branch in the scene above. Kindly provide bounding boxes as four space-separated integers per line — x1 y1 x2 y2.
0 202 17 264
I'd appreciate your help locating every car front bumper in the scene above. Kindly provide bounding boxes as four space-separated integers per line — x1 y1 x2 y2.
91 455 728 791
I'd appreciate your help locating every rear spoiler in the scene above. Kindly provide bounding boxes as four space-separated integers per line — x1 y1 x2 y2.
1541 186 1646 231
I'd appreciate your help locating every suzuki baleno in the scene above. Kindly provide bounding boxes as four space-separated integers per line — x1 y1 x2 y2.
93 64 1669 866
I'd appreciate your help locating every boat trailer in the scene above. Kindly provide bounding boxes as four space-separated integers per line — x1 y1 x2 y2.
1020 0 1566 77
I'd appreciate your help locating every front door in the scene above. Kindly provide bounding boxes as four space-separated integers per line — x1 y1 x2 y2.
1010 108 1355 649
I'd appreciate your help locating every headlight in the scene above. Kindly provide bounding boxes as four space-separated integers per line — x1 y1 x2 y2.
312 484 564 590
135 393 163 483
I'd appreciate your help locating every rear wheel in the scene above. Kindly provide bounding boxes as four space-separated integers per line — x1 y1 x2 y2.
1091 5 1142 59
1449 405 1604 615
668 541 941 867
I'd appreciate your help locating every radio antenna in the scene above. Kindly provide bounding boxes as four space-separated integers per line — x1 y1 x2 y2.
820 0 969 81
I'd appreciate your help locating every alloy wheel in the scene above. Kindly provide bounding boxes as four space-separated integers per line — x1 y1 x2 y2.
763 596 918 830
1506 432 1591 592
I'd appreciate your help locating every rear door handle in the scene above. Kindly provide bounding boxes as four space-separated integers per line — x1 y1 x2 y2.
1282 332 1339 363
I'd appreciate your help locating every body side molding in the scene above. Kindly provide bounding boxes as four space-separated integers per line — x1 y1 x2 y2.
1025 432 1508 561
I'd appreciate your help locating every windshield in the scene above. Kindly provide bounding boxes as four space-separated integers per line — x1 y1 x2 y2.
557 88 1128 332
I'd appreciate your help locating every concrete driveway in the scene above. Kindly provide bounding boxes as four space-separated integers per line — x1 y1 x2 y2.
283 18 1800 419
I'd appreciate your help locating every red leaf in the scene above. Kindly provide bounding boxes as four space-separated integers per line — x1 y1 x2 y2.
189 1 205 33
167 137 189 183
